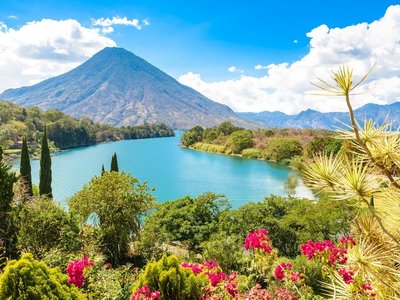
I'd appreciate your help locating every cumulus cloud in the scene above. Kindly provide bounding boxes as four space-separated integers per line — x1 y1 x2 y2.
179 5 400 114
92 16 149 33
0 18 116 92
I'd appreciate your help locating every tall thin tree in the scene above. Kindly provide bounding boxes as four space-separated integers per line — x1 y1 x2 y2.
39 126 52 198
101 164 105 175
110 153 119 172
20 136 33 196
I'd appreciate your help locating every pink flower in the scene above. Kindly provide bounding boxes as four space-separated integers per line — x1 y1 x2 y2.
207 271 227 286
362 283 372 291
66 256 94 288
203 259 219 270
339 235 356 246
244 229 273 253
338 268 354 284
274 262 292 281
181 262 204 274
131 285 160 300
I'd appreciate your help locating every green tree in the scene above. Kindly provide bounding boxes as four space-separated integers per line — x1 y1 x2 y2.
19 136 33 196
69 172 154 265
0 253 86 299
39 126 52 198
101 164 105 175
0 147 18 264
263 137 303 162
110 153 119 172
180 126 204 147
218 196 350 258
228 130 254 154
137 193 230 257
133 255 208 300
217 121 241 136
17 198 81 258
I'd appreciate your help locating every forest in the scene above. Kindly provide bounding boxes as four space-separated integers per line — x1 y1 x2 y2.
0 100 174 154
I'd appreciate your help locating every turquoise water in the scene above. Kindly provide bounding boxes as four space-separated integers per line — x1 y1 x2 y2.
16 132 313 208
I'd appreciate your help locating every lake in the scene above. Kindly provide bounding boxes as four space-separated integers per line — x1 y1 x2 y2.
16 132 314 208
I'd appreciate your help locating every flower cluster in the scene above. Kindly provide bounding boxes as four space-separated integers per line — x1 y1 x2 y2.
300 239 349 264
244 229 273 253
183 259 240 298
66 256 94 288
131 285 160 300
338 268 354 284
274 262 301 282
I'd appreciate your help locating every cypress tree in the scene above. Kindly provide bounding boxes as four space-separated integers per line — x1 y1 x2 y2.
0 146 18 262
101 164 105 175
20 136 33 196
110 153 119 172
39 126 52 198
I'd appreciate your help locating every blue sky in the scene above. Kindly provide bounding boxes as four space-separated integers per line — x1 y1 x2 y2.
1 0 400 113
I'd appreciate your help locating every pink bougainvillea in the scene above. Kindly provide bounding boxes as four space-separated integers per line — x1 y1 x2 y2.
131 285 160 300
338 268 354 284
244 229 273 253
300 239 349 264
274 262 293 281
66 256 94 288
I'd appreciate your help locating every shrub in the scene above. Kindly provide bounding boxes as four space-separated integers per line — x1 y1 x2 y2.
192 142 227 154
228 130 254 154
306 137 342 158
242 148 263 159
17 198 81 258
133 255 208 300
0 253 86 299
263 138 303 162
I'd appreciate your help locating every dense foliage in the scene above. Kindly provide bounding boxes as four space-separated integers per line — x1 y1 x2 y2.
0 100 174 151
17 198 81 258
132 255 208 300
181 122 340 163
0 147 18 265
0 253 86 299
69 172 155 265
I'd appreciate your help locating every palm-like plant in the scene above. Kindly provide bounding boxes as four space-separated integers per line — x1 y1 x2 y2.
303 65 400 298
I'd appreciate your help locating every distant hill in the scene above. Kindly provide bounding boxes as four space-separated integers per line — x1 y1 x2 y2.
238 102 400 129
0 47 251 130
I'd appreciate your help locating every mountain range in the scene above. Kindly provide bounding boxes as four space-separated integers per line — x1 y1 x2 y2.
0 47 250 129
238 102 400 129
0 46 399 130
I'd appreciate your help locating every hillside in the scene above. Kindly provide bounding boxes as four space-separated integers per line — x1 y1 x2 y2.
239 102 400 129
0 100 174 152
0 47 252 130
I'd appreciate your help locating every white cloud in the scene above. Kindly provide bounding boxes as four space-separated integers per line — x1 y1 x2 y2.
293 39 298 44
7 15 17 19
179 5 400 114
92 16 149 33
0 19 116 92
254 64 268 70
228 66 243 73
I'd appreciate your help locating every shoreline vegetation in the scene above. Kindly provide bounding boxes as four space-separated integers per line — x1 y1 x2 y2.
180 121 343 167
0 100 175 161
